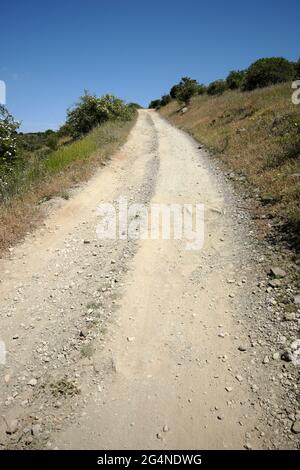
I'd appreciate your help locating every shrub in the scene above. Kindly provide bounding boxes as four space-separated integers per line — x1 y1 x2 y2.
197 84 207 95
226 70 246 89
175 77 199 103
128 102 142 110
65 92 134 138
148 99 161 109
243 57 295 91
160 94 172 106
0 106 20 165
295 58 300 78
207 80 227 95
170 84 181 99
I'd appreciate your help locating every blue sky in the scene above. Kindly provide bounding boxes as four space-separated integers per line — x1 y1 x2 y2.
1 0 299 132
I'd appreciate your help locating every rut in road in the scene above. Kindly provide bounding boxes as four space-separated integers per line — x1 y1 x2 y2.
0 110 287 450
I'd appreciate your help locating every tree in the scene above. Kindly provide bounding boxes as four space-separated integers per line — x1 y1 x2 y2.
175 77 199 103
197 84 207 95
170 84 180 99
207 80 227 95
226 70 246 89
65 92 134 138
295 58 300 78
243 57 295 91
148 99 161 109
160 94 172 106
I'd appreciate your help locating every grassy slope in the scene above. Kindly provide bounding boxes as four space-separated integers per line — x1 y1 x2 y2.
0 117 136 253
159 83 300 250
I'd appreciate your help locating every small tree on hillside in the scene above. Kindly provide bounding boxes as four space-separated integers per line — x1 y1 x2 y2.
197 84 207 95
160 94 172 106
65 93 133 138
226 70 246 89
207 80 227 95
175 77 199 103
148 99 161 109
170 84 180 99
243 57 295 91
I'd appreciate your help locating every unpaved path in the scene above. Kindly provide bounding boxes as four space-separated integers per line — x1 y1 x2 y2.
0 111 298 450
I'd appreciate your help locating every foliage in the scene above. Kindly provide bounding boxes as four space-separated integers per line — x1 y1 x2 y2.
65 92 135 138
0 106 20 165
173 77 199 103
295 58 300 78
207 80 227 95
197 84 207 95
170 84 180 99
17 129 59 155
128 102 142 110
148 99 161 109
243 57 295 91
226 70 246 90
160 94 172 106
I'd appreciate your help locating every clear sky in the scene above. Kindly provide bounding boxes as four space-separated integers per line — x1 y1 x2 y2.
1 0 299 132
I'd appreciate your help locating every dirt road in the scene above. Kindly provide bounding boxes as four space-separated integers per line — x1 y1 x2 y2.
0 111 298 449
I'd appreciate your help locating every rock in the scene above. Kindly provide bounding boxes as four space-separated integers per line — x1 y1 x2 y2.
269 279 281 288
79 329 88 338
4 374 10 383
269 267 286 279
31 424 42 436
291 420 300 434
127 337 135 342
238 345 247 352
294 294 300 305
27 378 38 387
225 386 233 392
6 419 19 434
281 350 292 362
12 334 19 340
272 352 280 361
163 425 169 433
156 432 163 440
291 339 300 351
244 442 253 450
263 356 269 364
181 107 188 114
235 375 243 382
284 312 296 321
83 239 90 244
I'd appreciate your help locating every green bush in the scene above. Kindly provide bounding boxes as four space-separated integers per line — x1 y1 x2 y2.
243 57 295 91
128 102 142 110
65 92 134 138
0 106 20 166
148 99 161 109
226 70 246 89
160 94 172 106
207 80 227 95
174 77 199 103
295 58 300 78
197 84 207 95
170 84 180 99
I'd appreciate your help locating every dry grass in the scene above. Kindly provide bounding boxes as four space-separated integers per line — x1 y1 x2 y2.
159 83 300 250
0 118 136 255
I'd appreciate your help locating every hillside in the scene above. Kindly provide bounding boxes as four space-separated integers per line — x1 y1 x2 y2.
159 83 300 252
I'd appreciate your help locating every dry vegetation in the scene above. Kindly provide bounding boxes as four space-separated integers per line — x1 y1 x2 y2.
159 83 300 251
0 118 136 254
